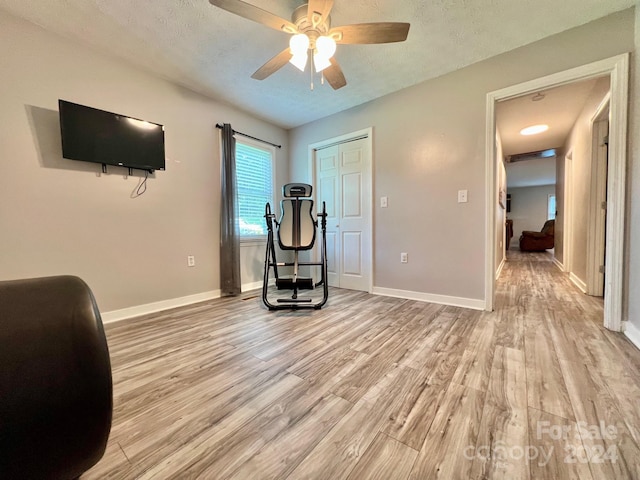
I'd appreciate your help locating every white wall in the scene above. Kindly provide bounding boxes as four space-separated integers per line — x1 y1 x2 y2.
506 156 557 188
507 185 556 248
288 9 634 306
0 11 288 312
562 78 611 285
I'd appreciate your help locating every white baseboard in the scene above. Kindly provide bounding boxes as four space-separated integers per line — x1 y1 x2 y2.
102 290 221 324
496 257 507 280
242 281 263 292
372 287 485 310
553 257 565 272
496 257 506 279
569 272 587 293
623 321 640 350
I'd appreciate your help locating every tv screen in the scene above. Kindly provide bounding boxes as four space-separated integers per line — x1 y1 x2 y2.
59 100 165 172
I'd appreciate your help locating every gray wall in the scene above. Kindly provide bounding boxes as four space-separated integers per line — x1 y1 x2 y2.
0 11 288 312
289 9 634 305
507 185 556 248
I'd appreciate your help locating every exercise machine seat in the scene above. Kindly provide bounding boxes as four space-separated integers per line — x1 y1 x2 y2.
0 275 113 479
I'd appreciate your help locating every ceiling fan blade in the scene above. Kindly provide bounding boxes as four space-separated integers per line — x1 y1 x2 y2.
323 58 347 90
307 0 334 25
251 48 293 80
209 0 297 33
329 22 410 44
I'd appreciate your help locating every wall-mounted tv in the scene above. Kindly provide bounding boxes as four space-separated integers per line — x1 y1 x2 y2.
59 99 165 173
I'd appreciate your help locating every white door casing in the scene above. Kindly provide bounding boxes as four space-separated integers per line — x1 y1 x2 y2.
586 96 610 297
316 145 340 286
564 149 574 275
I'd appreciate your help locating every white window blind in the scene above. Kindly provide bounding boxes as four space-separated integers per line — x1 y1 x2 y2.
236 140 274 238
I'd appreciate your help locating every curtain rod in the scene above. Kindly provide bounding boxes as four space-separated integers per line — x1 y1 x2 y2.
216 124 282 149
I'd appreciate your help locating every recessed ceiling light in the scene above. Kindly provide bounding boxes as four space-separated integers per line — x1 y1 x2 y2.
520 124 549 136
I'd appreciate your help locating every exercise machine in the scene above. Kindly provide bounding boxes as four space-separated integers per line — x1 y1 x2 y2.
262 183 328 310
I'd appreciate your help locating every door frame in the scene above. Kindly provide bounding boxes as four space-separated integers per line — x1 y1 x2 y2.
484 54 628 331
586 95 610 297
563 149 574 275
307 127 374 293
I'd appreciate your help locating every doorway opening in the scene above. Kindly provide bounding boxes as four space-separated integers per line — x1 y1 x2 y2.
485 54 628 331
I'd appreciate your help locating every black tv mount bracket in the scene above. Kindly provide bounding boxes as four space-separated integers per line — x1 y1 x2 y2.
100 164 155 176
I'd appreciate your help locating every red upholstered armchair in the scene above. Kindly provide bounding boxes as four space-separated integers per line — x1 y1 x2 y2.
519 219 555 251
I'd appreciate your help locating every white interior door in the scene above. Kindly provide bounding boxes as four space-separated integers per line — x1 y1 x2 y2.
315 137 371 291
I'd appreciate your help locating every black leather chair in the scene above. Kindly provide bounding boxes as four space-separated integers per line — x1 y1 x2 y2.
0 276 112 479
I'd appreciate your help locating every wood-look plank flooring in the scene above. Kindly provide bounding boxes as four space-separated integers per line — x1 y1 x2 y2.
83 250 640 479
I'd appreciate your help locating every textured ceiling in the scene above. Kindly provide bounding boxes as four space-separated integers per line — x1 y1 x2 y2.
0 0 634 129
499 77 610 188
496 78 603 157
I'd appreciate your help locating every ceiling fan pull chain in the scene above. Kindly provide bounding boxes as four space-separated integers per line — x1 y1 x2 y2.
310 63 314 90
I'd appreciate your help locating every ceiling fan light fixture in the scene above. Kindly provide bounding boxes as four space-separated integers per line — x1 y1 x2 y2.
316 35 337 58
290 52 309 71
289 33 309 56
289 33 310 71
520 124 549 136
313 53 331 72
313 36 336 72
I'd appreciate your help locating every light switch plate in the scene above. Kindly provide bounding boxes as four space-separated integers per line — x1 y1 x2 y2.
381 196 388 208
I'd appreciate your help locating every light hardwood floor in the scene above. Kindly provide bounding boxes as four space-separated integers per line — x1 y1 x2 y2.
84 251 640 479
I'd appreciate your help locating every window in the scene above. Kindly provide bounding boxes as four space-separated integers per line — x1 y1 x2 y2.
235 139 275 239
548 194 556 220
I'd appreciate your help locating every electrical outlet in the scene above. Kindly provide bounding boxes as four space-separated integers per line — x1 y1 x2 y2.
380 196 388 208
458 189 468 203
187 255 195 267
400 252 408 263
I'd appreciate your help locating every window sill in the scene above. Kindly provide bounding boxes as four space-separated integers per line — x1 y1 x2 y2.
240 237 267 247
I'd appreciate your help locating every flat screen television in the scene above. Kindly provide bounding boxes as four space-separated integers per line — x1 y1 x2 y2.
59 99 165 173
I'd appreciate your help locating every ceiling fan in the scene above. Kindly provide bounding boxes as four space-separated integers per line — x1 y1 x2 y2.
209 0 410 90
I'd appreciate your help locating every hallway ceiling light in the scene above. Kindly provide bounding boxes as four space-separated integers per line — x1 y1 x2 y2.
520 124 549 136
